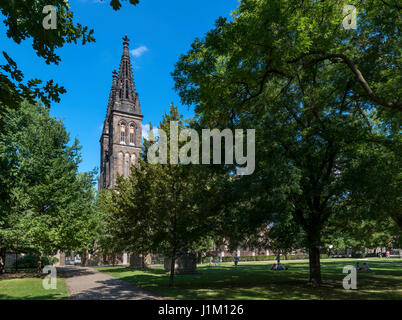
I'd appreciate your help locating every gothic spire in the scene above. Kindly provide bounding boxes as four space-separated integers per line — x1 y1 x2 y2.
117 35 136 103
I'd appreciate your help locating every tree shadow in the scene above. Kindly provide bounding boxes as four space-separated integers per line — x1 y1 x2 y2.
100 260 402 300
68 277 163 300
61 266 164 300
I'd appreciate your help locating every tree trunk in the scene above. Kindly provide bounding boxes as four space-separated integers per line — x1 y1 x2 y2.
81 249 88 266
392 215 402 231
169 203 177 287
169 248 176 287
306 220 322 285
37 252 42 274
0 248 6 274
308 246 321 285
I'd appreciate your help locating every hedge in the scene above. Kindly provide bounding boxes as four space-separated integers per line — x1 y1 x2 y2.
13 254 59 269
201 254 330 263
153 253 339 265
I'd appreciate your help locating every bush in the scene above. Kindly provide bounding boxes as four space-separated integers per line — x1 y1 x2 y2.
200 253 333 263
14 254 59 269
201 254 308 263
151 257 165 264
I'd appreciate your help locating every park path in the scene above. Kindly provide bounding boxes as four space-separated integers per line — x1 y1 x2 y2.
59 266 164 300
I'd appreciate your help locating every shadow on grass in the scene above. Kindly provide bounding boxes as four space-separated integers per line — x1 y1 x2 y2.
68 277 162 300
58 266 100 278
0 293 66 300
99 260 402 300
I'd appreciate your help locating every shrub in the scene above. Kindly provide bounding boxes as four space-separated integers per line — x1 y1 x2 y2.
14 254 59 269
151 257 165 264
201 254 309 263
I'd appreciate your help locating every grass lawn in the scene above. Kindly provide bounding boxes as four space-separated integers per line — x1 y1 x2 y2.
98 258 402 300
0 276 68 300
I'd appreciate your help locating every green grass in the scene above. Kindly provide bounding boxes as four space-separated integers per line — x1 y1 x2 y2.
98 258 402 300
0 276 68 300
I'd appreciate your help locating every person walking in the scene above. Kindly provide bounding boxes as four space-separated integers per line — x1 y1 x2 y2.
276 253 281 264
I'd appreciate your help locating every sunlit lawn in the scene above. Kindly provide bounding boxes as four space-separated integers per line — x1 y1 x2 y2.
98 258 402 300
0 276 68 300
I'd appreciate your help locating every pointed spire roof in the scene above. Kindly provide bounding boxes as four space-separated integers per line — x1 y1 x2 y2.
102 35 142 136
117 35 136 103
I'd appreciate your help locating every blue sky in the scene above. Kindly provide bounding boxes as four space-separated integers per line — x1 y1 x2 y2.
0 0 239 174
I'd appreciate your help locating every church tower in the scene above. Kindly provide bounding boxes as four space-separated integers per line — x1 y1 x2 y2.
99 35 143 190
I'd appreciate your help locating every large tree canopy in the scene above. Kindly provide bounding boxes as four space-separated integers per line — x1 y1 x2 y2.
0 101 99 272
173 0 401 115
173 0 401 284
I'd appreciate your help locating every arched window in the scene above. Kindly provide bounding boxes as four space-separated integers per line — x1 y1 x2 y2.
125 80 129 99
120 123 126 144
125 161 129 177
129 124 135 145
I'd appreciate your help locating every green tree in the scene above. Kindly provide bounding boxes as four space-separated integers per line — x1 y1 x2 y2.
59 170 102 266
0 0 139 272
173 0 401 284
0 101 99 272
101 105 220 286
99 188 134 265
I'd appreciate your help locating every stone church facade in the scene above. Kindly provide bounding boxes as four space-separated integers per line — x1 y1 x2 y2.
99 35 143 190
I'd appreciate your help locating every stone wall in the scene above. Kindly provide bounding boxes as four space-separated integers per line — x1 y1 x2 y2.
130 253 151 269
164 253 197 274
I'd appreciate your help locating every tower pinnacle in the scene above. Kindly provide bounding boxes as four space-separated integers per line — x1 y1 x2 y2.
117 35 135 103
123 35 130 46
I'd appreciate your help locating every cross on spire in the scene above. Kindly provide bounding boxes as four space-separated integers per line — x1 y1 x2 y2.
123 35 130 46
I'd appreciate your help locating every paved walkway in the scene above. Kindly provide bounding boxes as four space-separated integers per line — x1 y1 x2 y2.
59 266 164 300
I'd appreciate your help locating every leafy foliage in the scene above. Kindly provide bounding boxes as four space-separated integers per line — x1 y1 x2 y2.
173 0 401 284
100 105 223 285
0 101 99 271
13 254 59 269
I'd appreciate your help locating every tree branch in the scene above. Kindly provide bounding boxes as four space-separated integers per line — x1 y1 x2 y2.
303 53 402 112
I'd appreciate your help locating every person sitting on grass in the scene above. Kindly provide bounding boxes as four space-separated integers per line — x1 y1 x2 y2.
361 263 371 271
355 262 361 271
271 263 277 270
277 263 288 270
